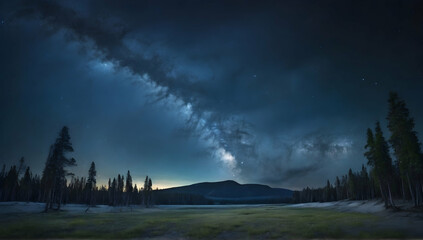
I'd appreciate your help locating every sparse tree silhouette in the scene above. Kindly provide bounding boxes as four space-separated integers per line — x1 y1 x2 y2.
86 162 96 206
143 176 153 207
41 126 76 211
125 171 133 205
20 167 32 202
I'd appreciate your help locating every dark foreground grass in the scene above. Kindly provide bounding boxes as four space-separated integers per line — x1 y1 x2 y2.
0 205 408 239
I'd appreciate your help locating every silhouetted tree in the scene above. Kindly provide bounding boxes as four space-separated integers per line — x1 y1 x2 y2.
125 170 133 205
42 126 76 211
0 165 6 201
86 162 96 206
5 165 18 201
143 176 153 207
111 178 117 206
20 167 32 202
387 92 423 206
371 122 395 207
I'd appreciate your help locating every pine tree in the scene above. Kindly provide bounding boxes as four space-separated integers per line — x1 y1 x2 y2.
143 176 153 207
0 165 6 201
107 178 112 205
387 92 423 206
360 165 369 200
325 180 331 201
148 178 153 205
125 170 133 205
86 162 96 206
42 126 76 211
17 157 26 177
347 169 355 199
373 122 395 207
112 178 117 206
117 174 124 205
21 167 32 202
364 128 375 166
144 176 149 207
133 184 138 204
335 176 341 200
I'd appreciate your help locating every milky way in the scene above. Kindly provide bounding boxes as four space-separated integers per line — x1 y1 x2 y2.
1 1 423 189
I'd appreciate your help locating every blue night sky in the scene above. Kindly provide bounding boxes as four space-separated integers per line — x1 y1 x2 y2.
1 1 423 189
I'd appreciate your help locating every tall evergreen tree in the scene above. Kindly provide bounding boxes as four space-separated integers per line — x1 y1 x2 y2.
387 92 423 206
41 126 76 211
143 176 153 207
125 170 133 205
347 169 355 199
143 176 149 207
111 178 117 206
373 122 395 207
86 162 96 206
20 167 32 202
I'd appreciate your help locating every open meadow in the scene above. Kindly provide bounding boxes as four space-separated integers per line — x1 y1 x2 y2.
0 202 422 239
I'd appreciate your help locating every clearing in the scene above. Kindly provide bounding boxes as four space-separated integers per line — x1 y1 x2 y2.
0 201 422 239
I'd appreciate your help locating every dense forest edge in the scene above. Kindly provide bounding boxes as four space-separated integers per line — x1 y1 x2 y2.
0 92 422 210
293 92 423 209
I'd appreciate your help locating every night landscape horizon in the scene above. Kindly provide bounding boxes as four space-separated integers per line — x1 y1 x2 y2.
1 0 423 239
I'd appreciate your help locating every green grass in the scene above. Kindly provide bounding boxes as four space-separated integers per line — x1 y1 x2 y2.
0 205 408 239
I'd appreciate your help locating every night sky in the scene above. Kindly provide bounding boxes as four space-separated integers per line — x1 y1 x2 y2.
1 1 423 189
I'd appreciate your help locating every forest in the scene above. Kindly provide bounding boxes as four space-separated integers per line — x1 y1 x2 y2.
293 92 423 208
0 127 154 211
1 93 422 210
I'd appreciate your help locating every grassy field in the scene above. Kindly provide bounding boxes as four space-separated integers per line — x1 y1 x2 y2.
0 205 412 239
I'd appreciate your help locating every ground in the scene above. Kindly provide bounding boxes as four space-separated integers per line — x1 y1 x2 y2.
0 201 422 239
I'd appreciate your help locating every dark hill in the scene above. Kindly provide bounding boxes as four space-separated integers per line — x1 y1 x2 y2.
154 180 293 204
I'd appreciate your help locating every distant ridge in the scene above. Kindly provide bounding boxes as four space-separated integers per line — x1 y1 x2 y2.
155 180 293 204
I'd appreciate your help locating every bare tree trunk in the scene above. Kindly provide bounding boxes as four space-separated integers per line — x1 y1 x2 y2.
57 188 63 210
44 189 51 212
379 183 388 208
387 182 395 208
407 173 416 207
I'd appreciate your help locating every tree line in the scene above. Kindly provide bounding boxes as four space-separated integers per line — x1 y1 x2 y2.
0 126 154 211
293 92 423 208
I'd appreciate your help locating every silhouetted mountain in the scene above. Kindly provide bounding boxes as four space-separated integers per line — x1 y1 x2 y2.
155 180 293 204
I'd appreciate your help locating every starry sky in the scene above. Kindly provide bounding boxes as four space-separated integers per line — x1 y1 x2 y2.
1 0 423 189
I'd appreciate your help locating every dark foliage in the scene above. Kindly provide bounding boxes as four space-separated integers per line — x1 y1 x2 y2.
293 92 423 208
0 126 152 209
